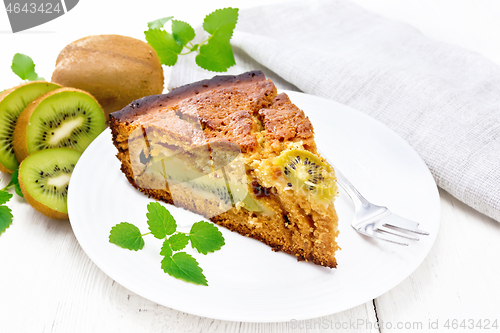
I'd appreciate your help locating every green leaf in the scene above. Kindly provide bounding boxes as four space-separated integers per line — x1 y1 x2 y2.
0 205 13 236
10 169 23 198
146 202 177 238
189 221 225 254
148 16 173 29
160 238 173 257
0 191 13 205
172 20 195 47
203 7 239 42
11 53 43 81
145 28 182 66
168 233 190 251
161 252 207 286
196 38 236 72
109 222 145 251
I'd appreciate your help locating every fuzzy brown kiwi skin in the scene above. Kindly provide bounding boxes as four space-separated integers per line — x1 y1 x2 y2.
18 158 68 220
51 34 164 117
0 87 16 174
13 87 104 163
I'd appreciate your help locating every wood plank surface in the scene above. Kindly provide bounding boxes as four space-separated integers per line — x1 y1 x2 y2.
2 1 500 332
3 169 498 332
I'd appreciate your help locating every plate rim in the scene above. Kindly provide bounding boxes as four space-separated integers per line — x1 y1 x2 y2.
68 90 440 322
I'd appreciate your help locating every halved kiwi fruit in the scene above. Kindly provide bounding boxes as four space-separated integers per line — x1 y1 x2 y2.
13 87 105 162
0 81 61 173
18 148 81 219
273 148 337 202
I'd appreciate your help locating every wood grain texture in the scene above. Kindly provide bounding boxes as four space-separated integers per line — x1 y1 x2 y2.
0 174 379 333
2 169 499 333
375 189 500 332
2 0 500 332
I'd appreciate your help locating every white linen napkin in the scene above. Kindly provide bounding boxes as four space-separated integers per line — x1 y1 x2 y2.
169 0 500 223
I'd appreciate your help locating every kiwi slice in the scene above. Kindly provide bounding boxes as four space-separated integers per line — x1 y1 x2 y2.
18 148 81 219
145 154 265 213
13 87 105 163
273 149 337 202
0 81 61 173
186 174 265 212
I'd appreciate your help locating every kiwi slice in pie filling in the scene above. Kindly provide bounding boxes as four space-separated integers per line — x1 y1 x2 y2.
13 87 105 163
0 81 61 173
18 148 81 219
273 148 337 203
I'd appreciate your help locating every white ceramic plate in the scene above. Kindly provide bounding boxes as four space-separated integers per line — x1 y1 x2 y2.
68 91 440 323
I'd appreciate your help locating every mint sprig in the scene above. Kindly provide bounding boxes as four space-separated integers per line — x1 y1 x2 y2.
11 53 44 81
0 168 23 236
145 7 239 72
109 202 225 286
0 189 14 236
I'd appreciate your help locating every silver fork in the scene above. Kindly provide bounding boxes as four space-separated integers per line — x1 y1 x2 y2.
333 164 429 245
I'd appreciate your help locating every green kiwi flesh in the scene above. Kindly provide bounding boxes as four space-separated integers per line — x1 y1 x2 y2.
0 82 60 171
273 149 337 202
19 148 81 216
25 90 105 156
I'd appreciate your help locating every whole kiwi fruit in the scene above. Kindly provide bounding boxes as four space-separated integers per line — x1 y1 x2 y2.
51 34 164 117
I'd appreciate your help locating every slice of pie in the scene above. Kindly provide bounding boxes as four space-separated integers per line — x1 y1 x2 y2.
109 71 340 268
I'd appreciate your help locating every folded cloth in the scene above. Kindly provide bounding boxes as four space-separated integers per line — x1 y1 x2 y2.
169 0 500 222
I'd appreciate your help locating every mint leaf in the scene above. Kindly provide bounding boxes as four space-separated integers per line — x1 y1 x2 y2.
11 53 43 81
10 169 23 198
110 202 225 286
160 238 173 257
203 7 238 42
172 20 195 47
0 205 13 236
168 233 190 251
161 252 207 286
0 191 13 205
195 7 238 72
189 221 225 254
145 8 238 72
146 202 176 238
145 29 182 66
148 16 173 29
109 222 145 251
196 38 236 72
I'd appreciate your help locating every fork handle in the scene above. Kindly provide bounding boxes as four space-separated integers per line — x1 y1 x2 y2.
333 166 371 209
318 150 372 209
